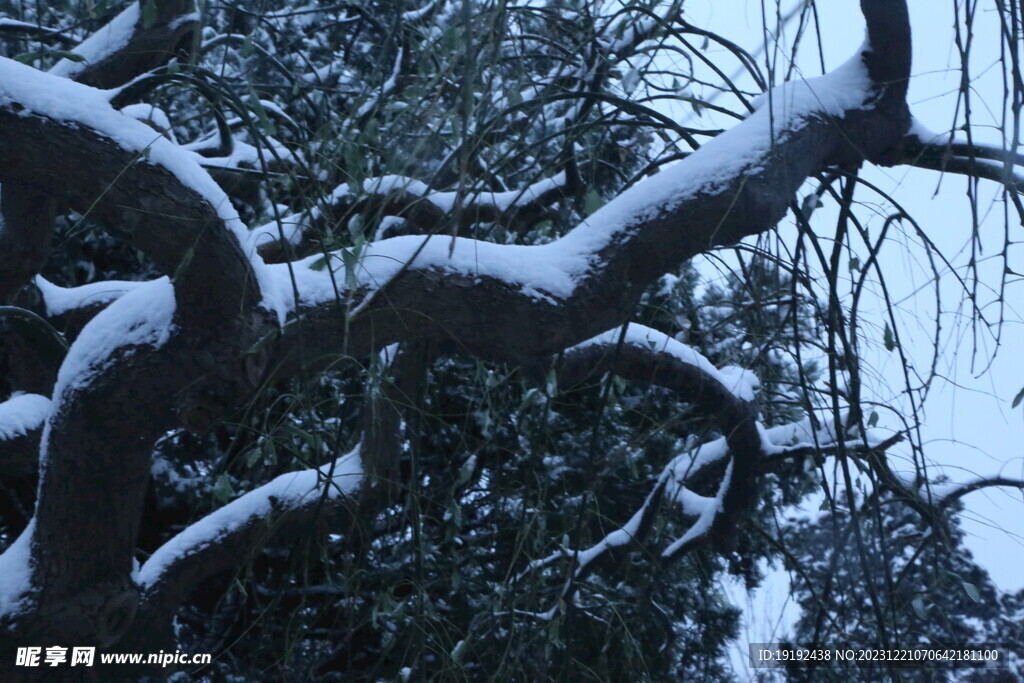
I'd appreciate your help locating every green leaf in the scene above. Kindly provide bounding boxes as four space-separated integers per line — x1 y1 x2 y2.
1012 386 1024 409
583 189 604 216
545 368 558 395
800 193 821 220
248 91 277 136
172 244 196 282
142 0 158 29
341 248 360 288
849 257 861 272
519 387 540 412
867 411 879 427
962 581 981 602
212 474 235 503
14 49 86 65
883 322 896 352
912 596 928 619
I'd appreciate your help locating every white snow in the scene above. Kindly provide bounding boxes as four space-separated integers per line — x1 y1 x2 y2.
0 518 36 617
569 323 758 401
907 117 942 143
716 366 760 402
50 277 176 398
316 171 566 219
356 48 403 117
49 2 140 79
35 275 142 316
197 138 296 171
402 0 437 21
663 460 733 557
673 486 716 516
266 234 586 307
750 47 874 119
119 103 176 140
0 393 51 440
137 446 363 588
0 56 279 312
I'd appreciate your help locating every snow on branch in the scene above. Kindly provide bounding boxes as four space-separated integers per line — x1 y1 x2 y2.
0 394 51 477
138 446 364 609
0 19 76 47
523 329 901 595
564 323 758 400
248 170 575 261
34 276 144 318
0 0 197 314
894 120 1024 221
49 2 141 81
517 323 762 599
920 476 1024 510
0 55 276 319
49 0 198 91
0 394 50 441
46 278 176 402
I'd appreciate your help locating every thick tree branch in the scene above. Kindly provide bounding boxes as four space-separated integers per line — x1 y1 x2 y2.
0 185 55 300
0 394 50 478
0 1 199 307
49 0 198 90
265 42 910 375
0 57 266 648
138 448 363 616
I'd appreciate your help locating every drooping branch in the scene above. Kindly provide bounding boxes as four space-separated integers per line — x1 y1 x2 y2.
522 324 759 588
516 324 903 613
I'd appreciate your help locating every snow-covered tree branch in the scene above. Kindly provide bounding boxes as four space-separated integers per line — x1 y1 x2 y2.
0 0 1022 678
